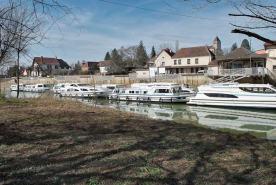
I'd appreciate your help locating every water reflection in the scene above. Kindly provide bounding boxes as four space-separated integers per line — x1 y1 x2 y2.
189 106 276 140
82 99 276 140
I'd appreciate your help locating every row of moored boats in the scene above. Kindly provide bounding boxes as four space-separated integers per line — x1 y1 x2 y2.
10 82 276 108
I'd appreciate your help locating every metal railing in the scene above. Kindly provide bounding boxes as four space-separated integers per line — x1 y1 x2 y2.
219 67 268 76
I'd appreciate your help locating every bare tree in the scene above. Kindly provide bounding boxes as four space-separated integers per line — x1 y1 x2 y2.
169 0 276 45
223 47 231 55
119 46 138 67
158 43 174 53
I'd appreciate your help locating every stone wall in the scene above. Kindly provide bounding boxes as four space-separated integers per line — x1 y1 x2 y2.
1 74 213 89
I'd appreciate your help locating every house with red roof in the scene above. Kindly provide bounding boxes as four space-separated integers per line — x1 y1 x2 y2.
31 56 71 76
150 46 215 74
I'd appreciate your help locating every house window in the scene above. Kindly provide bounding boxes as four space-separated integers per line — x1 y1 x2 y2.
47 65 52 69
195 58 198 64
187 59 190 64
178 59 181 65
174 60 177 65
55 65 58 69
273 65 276 70
162 62 165 66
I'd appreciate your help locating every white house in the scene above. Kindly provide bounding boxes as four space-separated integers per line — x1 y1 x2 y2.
150 37 220 74
263 42 276 74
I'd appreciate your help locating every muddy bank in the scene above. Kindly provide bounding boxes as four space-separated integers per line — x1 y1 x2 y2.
0 98 276 184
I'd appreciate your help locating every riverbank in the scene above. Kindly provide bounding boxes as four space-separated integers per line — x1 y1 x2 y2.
1 98 276 184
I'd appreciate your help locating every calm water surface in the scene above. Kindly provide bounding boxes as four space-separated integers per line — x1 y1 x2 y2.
3 89 276 140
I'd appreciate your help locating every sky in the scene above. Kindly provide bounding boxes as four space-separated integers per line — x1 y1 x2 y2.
26 0 276 67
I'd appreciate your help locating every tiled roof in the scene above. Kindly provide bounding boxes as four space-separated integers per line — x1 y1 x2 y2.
33 57 70 68
215 47 266 61
163 48 175 57
98 60 113 67
172 46 213 58
149 56 157 62
57 59 71 68
34 57 59 65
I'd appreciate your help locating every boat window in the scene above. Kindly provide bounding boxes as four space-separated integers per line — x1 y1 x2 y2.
240 87 276 93
154 89 169 93
70 84 78 87
204 93 238 98
81 88 89 91
144 91 148 94
38 85 43 87
122 90 125 93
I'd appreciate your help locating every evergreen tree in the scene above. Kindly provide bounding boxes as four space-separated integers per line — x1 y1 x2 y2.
231 43 238 52
241 39 250 50
104 52 111 60
111 49 122 65
150 46 156 58
136 40 148 67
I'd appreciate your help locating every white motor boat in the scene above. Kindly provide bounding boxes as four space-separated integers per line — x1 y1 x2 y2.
51 83 71 94
10 84 26 91
60 86 109 98
188 82 276 108
109 85 193 103
97 84 127 93
23 84 52 92
131 82 197 95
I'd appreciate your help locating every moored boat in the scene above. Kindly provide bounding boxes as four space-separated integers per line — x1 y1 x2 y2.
187 82 276 108
10 84 26 91
60 86 109 98
109 85 193 103
23 84 52 92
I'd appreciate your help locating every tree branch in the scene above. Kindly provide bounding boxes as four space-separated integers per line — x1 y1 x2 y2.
231 29 276 45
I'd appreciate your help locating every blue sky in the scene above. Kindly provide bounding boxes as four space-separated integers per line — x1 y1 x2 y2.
27 0 275 66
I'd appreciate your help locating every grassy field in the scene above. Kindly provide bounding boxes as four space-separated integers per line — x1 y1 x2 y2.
0 98 276 185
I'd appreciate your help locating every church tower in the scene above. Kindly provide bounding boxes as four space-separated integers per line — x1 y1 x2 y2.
213 36 222 56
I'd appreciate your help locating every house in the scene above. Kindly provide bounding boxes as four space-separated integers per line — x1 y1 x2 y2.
209 47 266 75
97 60 117 75
31 56 71 76
170 46 215 74
81 61 99 72
263 42 276 74
150 37 220 75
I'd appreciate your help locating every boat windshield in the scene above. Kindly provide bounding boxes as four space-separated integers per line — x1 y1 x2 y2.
78 84 90 86
240 87 276 93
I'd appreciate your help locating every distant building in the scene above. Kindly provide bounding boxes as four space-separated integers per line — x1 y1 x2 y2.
31 56 71 76
81 61 99 71
208 36 223 56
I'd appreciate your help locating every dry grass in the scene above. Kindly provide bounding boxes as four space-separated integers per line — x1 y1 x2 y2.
0 98 276 185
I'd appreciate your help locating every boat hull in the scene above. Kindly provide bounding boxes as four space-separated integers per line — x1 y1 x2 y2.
109 94 190 103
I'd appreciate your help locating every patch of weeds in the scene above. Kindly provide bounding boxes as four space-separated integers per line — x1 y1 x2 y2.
87 177 101 185
167 149 183 158
231 173 249 183
271 150 276 157
116 180 132 185
140 164 163 180
112 171 124 178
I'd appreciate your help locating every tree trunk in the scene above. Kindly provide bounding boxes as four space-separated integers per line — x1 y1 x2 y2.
17 51 20 98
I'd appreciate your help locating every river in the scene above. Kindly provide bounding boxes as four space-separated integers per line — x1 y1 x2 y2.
4 90 276 140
